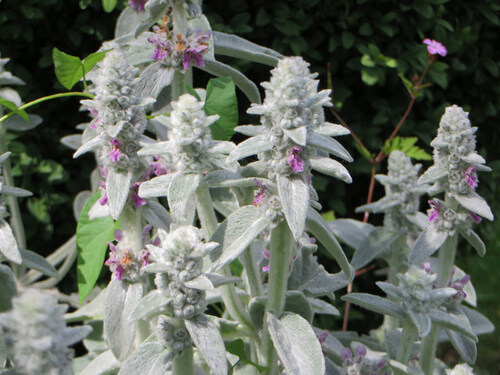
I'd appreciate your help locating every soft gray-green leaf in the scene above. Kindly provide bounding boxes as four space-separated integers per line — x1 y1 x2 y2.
429 309 477 342
310 157 352 183
0 219 21 264
129 290 171 321
409 225 448 264
460 305 494 335
19 249 59 278
308 298 340 316
4 114 42 131
80 349 120 375
308 133 353 162
458 228 485 257
351 228 400 269
118 342 170 375
284 127 307 146
418 166 447 184
168 173 201 224
408 311 432 337
104 280 143 360
452 192 494 221
266 312 325 375
0 264 16 312
328 219 375 249
342 293 405 319
185 315 228 375
306 208 353 280
134 63 174 99
206 205 269 272
107 168 133 220
115 7 150 38
141 200 172 231
447 329 477 365
315 123 350 137
199 60 261 104
227 135 272 163
138 174 174 198
278 175 309 240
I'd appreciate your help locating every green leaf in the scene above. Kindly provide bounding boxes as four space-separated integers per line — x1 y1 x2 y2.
205 77 238 141
184 83 201 101
102 0 117 13
354 143 374 160
0 98 29 121
82 50 110 78
226 339 266 372
360 54 376 68
77 191 120 302
382 137 431 161
398 74 421 98
361 68 378 86
53 48 84 90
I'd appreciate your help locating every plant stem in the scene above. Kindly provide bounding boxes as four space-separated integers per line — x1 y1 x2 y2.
0 92 93 125
173 343 194 375
240 245 264 297
396 320 417 364
419 232 457 374
262 221 295 374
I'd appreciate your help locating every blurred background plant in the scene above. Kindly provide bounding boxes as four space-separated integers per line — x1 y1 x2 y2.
0 0 498 372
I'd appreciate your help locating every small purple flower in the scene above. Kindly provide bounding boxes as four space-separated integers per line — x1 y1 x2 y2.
422 262 433 274
105 242 126 281
148 29 171 62
129 0 146 11
423 38 447 56
262 249 270 272
141 250 151 267
288 146 304 173
449 273 471 299
355 344 367 358
427 199 441 222
465 166 478 189
109 138 123 164
88 108 101 130
131 182 146 208
470 212 482 224
253 179 266 205
98 181 108 205
341 347 353 362
182 30 210 70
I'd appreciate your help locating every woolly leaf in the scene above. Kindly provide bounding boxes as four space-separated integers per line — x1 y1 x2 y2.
266 312 325 375
0 219 21 264
409 225 448 264
278 175 309 240
0 264 16 312
118 342 170 375
342 293 405 319
351 228 401 269
77 191 120 303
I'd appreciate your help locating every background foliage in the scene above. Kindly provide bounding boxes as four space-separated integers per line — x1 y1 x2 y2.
0 0 499 372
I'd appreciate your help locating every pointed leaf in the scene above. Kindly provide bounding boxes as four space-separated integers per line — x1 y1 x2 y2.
4 114 42 131
227 134 272 163
447 329 477 365
104 280 144 360
278 175 309 240
199 60 261 104
429 309 477 342
460 305 494 335
129 290 172 321
82 50 109 77
310 157 352 183
327 219 375 249
0 219 21 264
225 339 266 372
452 192 494 221
284 127 307 146
134 63 175 99
306 208 353 280
352 229 400 269
77 191 119 302
234 125 265 136
185 315 228 375
168 173 201 224
0 97 29 121
409 225 448 264
138 174 174 198
342 293 405 319
52 48 84 90
308 133 353 162
19 249 59 278
115 7 150 38
308 298 340 316
266 312 325 375
408 311 432 337
315 123 350 137
458 228 485 256
118 342 170 375
80 349 120 375
141 200 172 231
206 205 270 272
107 169 133 220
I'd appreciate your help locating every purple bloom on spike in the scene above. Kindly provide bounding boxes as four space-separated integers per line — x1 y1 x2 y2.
262 249 270 272
253 179 266 205
114 229 123 242
422 262 432 274
105 242 126 281
465 166 478 189
423 38 447 56
129 0 146 11
141 250 151 267
341 347 352 362
109 138 123 163
131 182 146 208
449 273 471 299
427 200 441 222
148 30 171 61
317 330 328 343
182 30 210 69
98 180 108 205
288 146 304 173
355 344 367 358
470 212 482 223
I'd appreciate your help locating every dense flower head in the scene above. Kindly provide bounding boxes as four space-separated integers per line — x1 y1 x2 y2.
146 226 218 319
423 38 447 56
0 289 91 375
340 344 387 375
426 198 482 235
148 22 211 70
105 226 156 281
156 315 193 356
396 266 440 312
138 94 234 174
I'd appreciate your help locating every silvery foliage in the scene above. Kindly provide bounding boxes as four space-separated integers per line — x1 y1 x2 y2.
0 153 31 265
0 289 91 375
411 105 493 264
446 363 474 375
74 49 154 220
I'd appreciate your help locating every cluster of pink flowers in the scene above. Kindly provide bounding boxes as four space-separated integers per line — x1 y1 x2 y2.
253 179 266 205
288 146 304 173
148 24 211 70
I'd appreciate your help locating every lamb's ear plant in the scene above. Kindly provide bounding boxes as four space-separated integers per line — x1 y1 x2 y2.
0 2 496 375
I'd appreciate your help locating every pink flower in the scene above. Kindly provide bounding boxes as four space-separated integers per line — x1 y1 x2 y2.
262 249 270 272
427 200 441 222
129 0 146 11
465 166 478 189
182 30 211 69
288 146 304 173
109 138 123 164
148 28 171 62
470 212 482 224
131 182 146 208
423 38 447 56
253 179 266 205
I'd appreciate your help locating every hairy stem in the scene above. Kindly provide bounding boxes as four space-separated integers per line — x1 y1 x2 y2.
240 245 264 297
173 343 194 375
419 232 457 374
262 221 295 374
396 320 417 365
